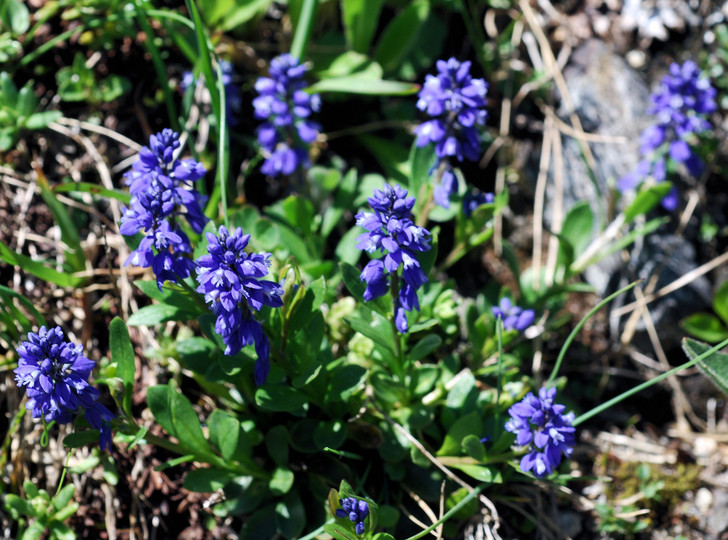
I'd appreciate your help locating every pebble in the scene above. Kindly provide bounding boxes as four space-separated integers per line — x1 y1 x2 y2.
694 436 718 458
695 487 713 514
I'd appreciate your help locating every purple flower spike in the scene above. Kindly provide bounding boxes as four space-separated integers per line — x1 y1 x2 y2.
415 58 488 208
14 326 115 451
356 184 431 333
492 297 535 332
505 387 576 478
618 60 716 210
120 129 209 290
195 226 283 385
336 497 369 536
253 54 320 177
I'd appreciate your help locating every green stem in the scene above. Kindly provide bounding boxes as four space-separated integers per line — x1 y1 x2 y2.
56 451 72 497
298 521 331 540
215 60 230 227
546 280 640 386
290 0 318 61
403 485 484 540
494 318 504 437
389 275 405 382
147 9 196 30
134 1 180 132
574 336 728 426
185 0 221 121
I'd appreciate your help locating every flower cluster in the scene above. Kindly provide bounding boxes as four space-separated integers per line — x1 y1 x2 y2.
505 387 576 478
336 497 369 536
180 59 242 126
253 54 321 177
120 129 208 289
619 60 716 210
492 297 535 332
415 58 488 208
195 226 283 385
14 326 115 451
356 184 431 333
462 190 494 217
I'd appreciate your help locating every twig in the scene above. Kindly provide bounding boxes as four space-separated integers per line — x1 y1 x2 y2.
611 250 728 318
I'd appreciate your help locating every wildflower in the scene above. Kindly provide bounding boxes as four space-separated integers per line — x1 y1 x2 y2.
463 190 494 217
492 297 535 332
195 226 283 385
336 497 369 536
252 54 320 177
618 60 716 210
120 129 208 289
180 59 242 126
505 387 575 478
14 326 115 451
415 58 488 208
356 184 431 333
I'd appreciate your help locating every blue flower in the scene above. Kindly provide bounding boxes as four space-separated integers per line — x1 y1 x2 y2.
463 190 494 217
120 129 208 290
415 58 488 208
336 497 369 536
619 60 716 209
253 54 320 177
180 59 242 126
195 226 284 384
492 297 535 332
505 387 575 478
356 184 431 333
14 326 115 451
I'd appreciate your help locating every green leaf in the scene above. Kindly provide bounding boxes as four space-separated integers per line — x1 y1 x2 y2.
4 0 30 34
408 138 436 196
374 0 430 73
52 181 131 203
147 385 175 439
449 463 501 483
713 281 728 326
268 467 295 496
255 386 308 413
335 226 363 266
183 467 235 492
341 0 385 52
557 202 593 268
346 309 395 352
438 410 481 456
4 494 35 519
683 338 728 394
313 420 347 451
208 410 240 461
265 425 289 467
276 492 306 539
25 111 61 130
0 240 85 287
324 523 359 540
681 313 728 343
63 430 100 448
307 77 420 96
408 334 442 361
461 434 486 461
0 72 18 106
169 388 215 460
127 303 198 326
109 317 135 417
624 182 672 223
36 176 86 272
52 484 75 512
239 503 278 540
